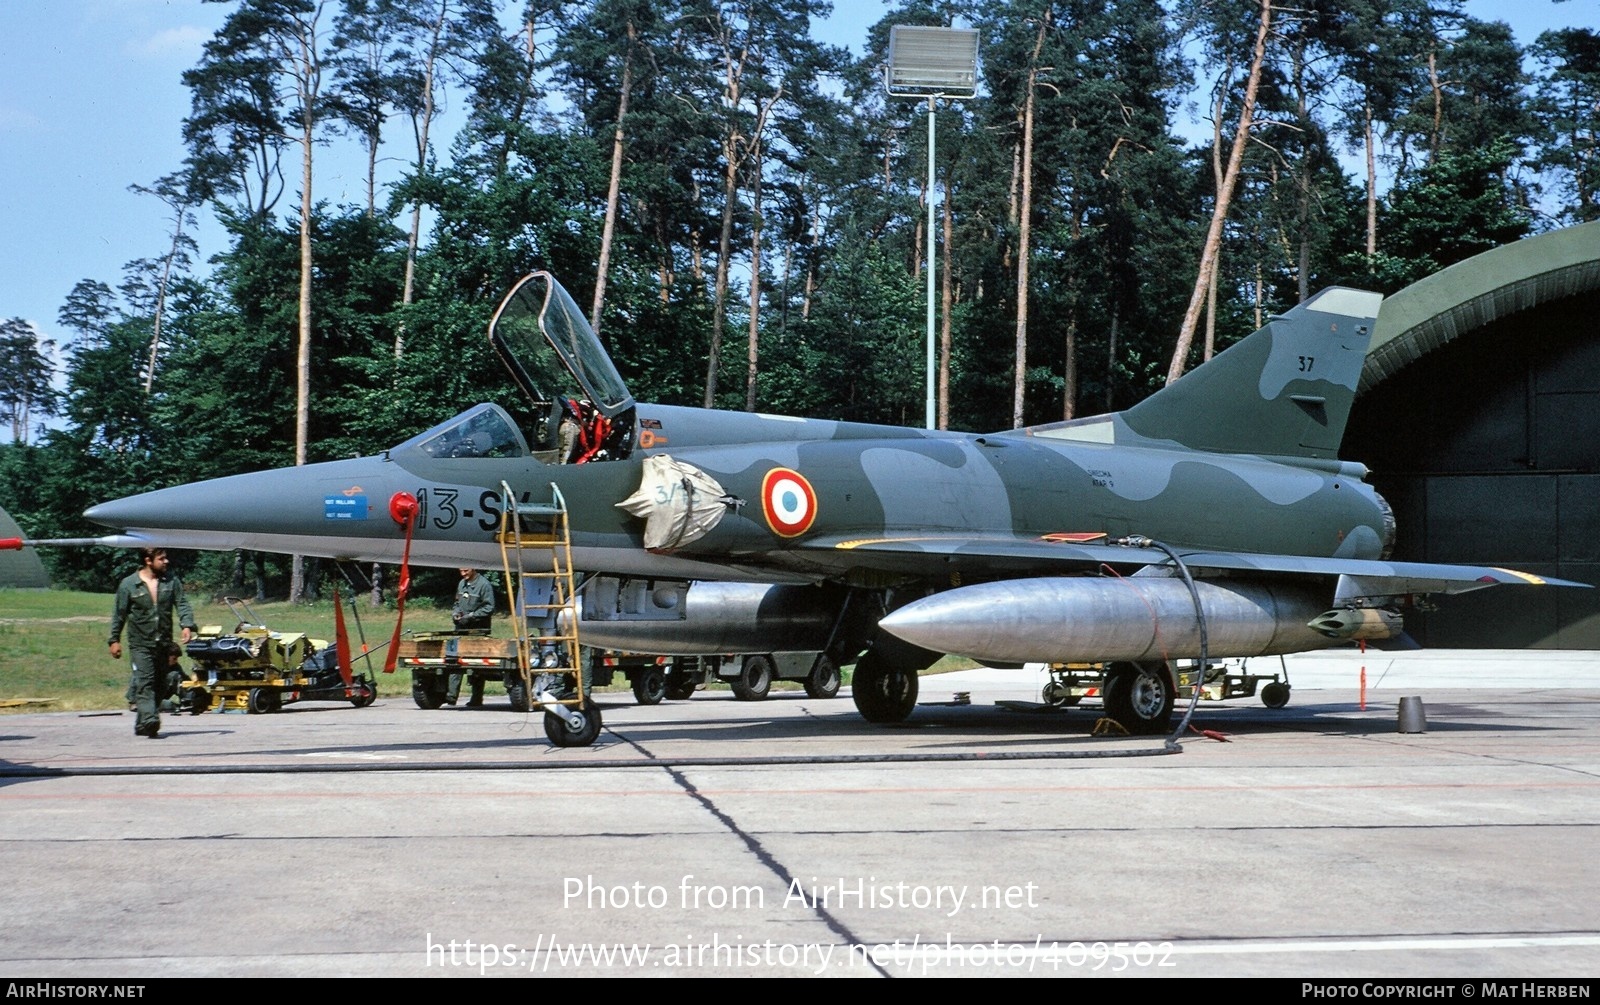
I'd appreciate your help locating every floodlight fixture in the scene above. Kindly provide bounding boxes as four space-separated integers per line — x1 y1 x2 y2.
886 25 980 99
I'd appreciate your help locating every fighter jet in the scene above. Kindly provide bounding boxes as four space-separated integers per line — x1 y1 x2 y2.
72 272 1585 733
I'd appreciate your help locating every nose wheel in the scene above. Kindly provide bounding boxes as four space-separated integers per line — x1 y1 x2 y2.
544 696 603 747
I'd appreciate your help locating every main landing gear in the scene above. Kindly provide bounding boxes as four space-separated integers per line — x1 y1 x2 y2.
850 636 939 724
1101 661 1176 735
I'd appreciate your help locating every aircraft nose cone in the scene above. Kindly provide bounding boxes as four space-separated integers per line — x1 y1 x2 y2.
83 497 149 530
79 456 404 560
83 477 238 533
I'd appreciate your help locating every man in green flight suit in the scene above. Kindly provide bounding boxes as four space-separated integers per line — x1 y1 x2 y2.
109 548 197 738
447 567 496 707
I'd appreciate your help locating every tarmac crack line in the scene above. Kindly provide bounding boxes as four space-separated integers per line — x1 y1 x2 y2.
1343 729 1600 782
609 727 893 978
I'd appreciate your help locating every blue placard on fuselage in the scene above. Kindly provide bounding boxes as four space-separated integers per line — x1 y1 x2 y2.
325 495 368 520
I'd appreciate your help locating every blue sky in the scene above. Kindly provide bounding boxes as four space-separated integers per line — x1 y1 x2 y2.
0 0 1591 440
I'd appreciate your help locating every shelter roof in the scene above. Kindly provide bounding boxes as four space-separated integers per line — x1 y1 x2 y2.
1363 220 1600 394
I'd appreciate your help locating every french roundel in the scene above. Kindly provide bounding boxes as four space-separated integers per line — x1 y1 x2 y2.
761 468 818 538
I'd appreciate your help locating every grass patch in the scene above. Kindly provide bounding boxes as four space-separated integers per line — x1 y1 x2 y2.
0 588 456 713
1 589 986 713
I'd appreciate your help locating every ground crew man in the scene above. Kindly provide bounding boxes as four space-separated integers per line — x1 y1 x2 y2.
109 548 197 738
447 567 495 707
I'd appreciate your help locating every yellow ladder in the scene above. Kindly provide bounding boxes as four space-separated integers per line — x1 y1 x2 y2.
496 481 583 707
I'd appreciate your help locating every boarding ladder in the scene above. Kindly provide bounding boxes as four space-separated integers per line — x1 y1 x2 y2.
496 481 584 710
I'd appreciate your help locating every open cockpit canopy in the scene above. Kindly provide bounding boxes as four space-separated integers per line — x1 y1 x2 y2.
488 272 636 462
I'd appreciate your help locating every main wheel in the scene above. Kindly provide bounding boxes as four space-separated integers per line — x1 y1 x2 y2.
803 655 841 699
731 655 774 701
412 675 446 710
664 670 698 701
851 651 919 723
1261 680 1291 709
247 687 281 715
1102 661 1174 734
544 697 603 747
632 667 667 705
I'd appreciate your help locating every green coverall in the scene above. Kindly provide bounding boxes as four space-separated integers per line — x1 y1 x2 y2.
447 572 496 705
109 569 197 736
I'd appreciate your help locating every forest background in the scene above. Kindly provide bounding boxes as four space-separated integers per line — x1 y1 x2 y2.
1 0 1596 603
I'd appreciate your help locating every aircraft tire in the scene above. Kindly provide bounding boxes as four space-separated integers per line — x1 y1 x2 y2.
851 652 919 723
632 667 666 706
804 655 841 699
544 697 602 747
1261 681 1291 709
731 655 774 701
1102 662 1174 735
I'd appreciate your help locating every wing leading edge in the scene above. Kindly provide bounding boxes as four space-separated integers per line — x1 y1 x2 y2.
810 531 1589 598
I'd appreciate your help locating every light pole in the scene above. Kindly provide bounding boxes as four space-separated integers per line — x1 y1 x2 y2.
886 25 978 430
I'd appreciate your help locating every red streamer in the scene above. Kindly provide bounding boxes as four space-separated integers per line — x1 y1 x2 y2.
332 581 353 688
382 492 419 674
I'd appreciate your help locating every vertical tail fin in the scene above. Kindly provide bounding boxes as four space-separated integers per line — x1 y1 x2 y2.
1120 287 1382 459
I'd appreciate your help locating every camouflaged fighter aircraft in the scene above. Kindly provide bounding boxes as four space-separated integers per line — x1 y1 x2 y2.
70 272 1585 735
